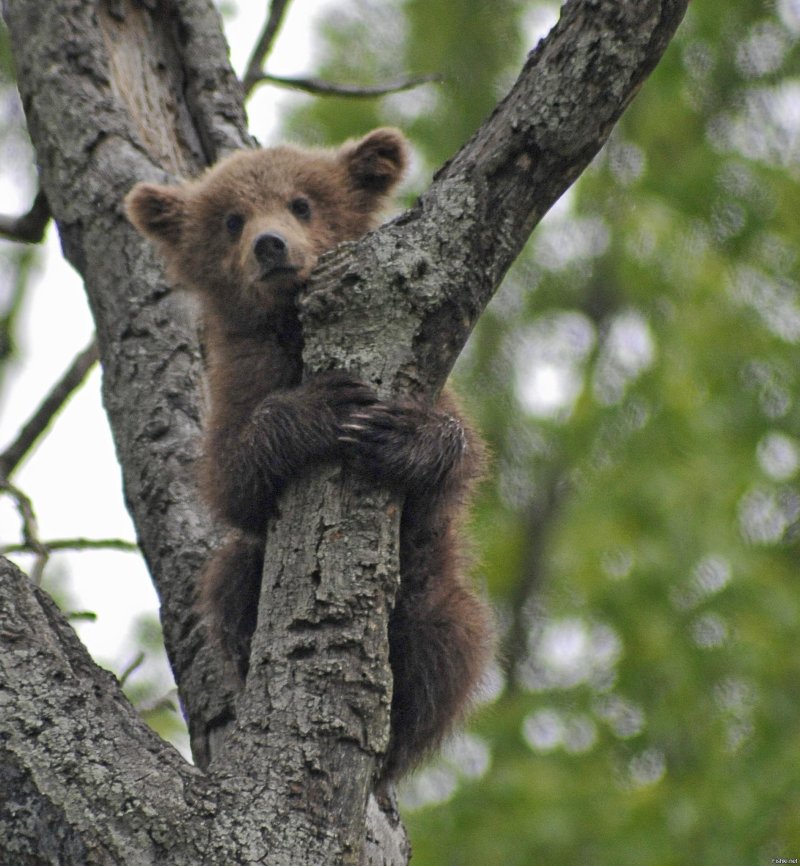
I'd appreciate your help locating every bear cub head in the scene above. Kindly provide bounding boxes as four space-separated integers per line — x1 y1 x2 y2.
125 128 408 319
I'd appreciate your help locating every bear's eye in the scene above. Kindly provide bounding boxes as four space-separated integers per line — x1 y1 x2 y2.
225 213 244 238
289 197 312 221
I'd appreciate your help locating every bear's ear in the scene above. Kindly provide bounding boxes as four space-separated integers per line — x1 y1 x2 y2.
341 128 409 194
124 182 186 247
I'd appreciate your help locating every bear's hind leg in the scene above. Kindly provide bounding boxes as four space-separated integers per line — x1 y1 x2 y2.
198 531 265 679
384 558 493 781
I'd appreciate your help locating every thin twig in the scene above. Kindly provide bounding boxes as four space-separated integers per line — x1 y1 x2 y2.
252 71 442 98
1 537 139 555
0 478 48 582
66 610 98 622
0 189 51 244
119 652 146 687
0 247 31 370
242 0 292 96
0 338 99 479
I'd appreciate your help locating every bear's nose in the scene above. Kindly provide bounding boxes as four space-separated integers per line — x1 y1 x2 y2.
253 232 288 268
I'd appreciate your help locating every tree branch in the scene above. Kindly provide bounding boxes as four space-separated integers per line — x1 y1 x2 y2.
0 189 50 243
0 556 209 863
252 72 442 98
0 338 98 479
0 554 338 863
1 536 138 555
0 479 48 582
242 0 292 96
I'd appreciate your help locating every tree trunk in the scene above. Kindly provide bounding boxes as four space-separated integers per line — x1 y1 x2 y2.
0 0 688 862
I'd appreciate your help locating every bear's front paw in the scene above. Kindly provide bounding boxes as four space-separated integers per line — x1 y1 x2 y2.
338 402 466 491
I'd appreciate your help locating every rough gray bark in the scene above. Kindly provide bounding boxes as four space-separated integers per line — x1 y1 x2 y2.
0 0 688 863
3 0 253 771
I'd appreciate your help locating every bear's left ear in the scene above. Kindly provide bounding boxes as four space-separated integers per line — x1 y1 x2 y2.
341 128 409 194
124 182 187 248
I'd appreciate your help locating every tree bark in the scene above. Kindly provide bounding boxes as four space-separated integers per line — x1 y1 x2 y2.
2 0 252 769
0 0 688 863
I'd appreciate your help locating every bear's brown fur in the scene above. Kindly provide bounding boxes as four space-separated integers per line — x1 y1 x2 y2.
125 128 493 781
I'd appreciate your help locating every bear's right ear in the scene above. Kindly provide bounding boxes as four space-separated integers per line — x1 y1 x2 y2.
124 182 186 247
342 128 409 195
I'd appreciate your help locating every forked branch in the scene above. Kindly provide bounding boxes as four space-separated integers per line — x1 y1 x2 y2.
242 0 292 95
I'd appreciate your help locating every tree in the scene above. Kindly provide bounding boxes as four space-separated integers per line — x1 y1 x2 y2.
0 1 688 863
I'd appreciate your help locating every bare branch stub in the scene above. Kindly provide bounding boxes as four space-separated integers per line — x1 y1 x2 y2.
0 189 50 244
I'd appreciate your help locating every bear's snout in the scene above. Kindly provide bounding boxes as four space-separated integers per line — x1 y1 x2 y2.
253 231 289 271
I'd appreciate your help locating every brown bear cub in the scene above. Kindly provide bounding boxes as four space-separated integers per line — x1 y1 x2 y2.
125 128 493 781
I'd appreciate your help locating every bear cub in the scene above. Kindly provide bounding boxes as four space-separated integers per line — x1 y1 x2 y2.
125 128 493 781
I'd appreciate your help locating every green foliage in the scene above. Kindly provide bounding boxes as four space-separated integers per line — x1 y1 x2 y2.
280 1 800 862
